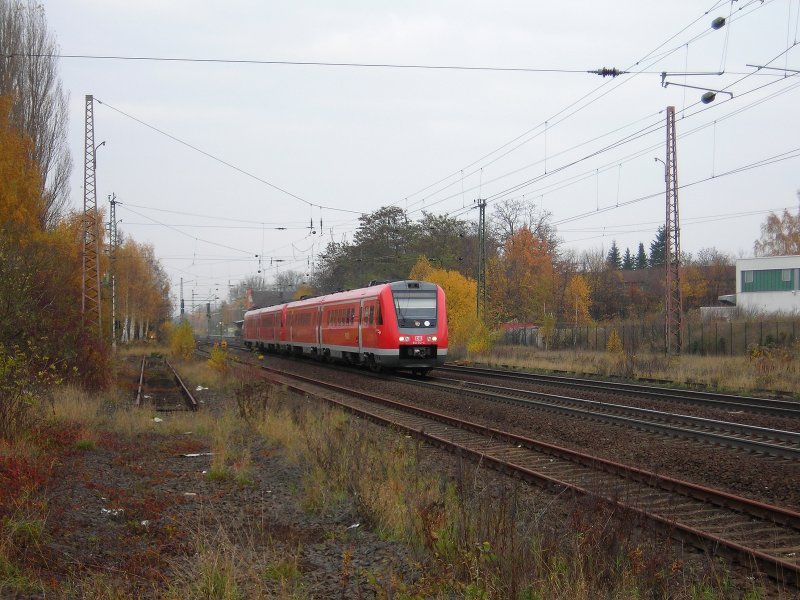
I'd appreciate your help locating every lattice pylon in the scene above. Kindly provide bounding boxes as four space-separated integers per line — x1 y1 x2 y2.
664 106 682 354
82 95 102 339
476 198 487 320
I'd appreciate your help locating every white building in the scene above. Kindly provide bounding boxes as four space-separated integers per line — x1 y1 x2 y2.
735 255 800 313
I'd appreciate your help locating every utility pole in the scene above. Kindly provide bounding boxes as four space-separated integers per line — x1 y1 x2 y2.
108 193 119 350
82 95 103 339
664 106 682 354
476 198 487 320
180 278 185 320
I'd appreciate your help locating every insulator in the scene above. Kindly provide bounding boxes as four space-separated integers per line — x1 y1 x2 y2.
711 16 726 30
701 91 716 104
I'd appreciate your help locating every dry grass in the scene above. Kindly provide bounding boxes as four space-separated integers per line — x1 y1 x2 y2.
471 345 800 395
244 381 783 599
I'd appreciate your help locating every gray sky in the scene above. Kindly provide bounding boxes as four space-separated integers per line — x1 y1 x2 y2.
44 0 800 308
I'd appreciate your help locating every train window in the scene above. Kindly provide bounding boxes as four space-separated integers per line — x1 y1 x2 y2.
376 305 382 325
349 308 355 324
392 290 437 327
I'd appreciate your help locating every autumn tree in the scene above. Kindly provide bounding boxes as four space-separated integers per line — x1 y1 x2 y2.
564 274 592 326
0 0 72 227
1 98 109 391
754 203 800 256
579 248 628 320
0 94 41 235
694 247 734 305
115 238 171 343
491 197 559 254
489 226 556 324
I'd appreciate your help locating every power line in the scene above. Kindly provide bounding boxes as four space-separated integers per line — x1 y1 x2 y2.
95 99 363 215
15 52 628 75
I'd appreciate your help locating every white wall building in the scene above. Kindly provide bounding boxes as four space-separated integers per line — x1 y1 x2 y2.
735 255 800 313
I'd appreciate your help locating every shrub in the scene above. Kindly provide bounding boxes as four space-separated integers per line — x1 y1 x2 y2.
169 321 195 360
606 329 623 354
207 345 229 374
0 343 62 440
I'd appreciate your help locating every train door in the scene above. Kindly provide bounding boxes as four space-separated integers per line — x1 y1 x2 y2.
360 301 378 351
358 301 364 354
316 305 322 348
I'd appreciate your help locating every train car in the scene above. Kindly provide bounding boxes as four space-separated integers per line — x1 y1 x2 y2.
242 280 447 375
242 303 286 351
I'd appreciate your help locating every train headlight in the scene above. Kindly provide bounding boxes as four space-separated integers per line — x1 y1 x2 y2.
399 336 410 342
428 336 437 342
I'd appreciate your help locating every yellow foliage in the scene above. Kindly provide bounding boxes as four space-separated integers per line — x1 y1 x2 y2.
409 256 484 350
564 275 592 326
489 226 555 325
170 321 195 359
0 95 44 237
409 256 435 281
293 283 315 300
607 329 623 354
207 344 229 373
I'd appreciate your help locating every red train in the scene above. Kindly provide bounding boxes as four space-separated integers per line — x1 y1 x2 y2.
242 280 448 375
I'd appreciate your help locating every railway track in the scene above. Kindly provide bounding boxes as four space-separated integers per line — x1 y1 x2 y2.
218 342 800 458
135 355 198 411
394 372 800 460
245 360 800 586
438 364 800 419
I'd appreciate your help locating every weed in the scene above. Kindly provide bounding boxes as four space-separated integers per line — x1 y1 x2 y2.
206 466 231 482
207 344 230 374
75 439 96 451
0 553 40 594
3 516 45 546
263 555 302 582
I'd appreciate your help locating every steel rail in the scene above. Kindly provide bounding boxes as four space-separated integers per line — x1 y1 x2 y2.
135 356 146 407
439 364 800 418
251 362 800 585
166 359 199 411
419 376 800 460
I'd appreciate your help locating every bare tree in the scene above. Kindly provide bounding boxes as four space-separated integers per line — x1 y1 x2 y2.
491 197 560 255
0 0 72 228
274 269 304 293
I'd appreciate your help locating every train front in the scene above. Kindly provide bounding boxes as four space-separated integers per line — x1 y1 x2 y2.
383 280 448 373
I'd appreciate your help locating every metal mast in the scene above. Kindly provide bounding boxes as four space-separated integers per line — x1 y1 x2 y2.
664 106 682 354
476 198 487 320
82 95 103 339
108 193 118 350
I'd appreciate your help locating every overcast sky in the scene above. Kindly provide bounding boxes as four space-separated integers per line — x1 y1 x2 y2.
43 0 800 308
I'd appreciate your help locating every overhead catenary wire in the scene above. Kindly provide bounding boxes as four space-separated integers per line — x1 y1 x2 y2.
392 0 772 215
95 99 362 215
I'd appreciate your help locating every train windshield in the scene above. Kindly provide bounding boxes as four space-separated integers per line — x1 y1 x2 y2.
392 290 437 328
